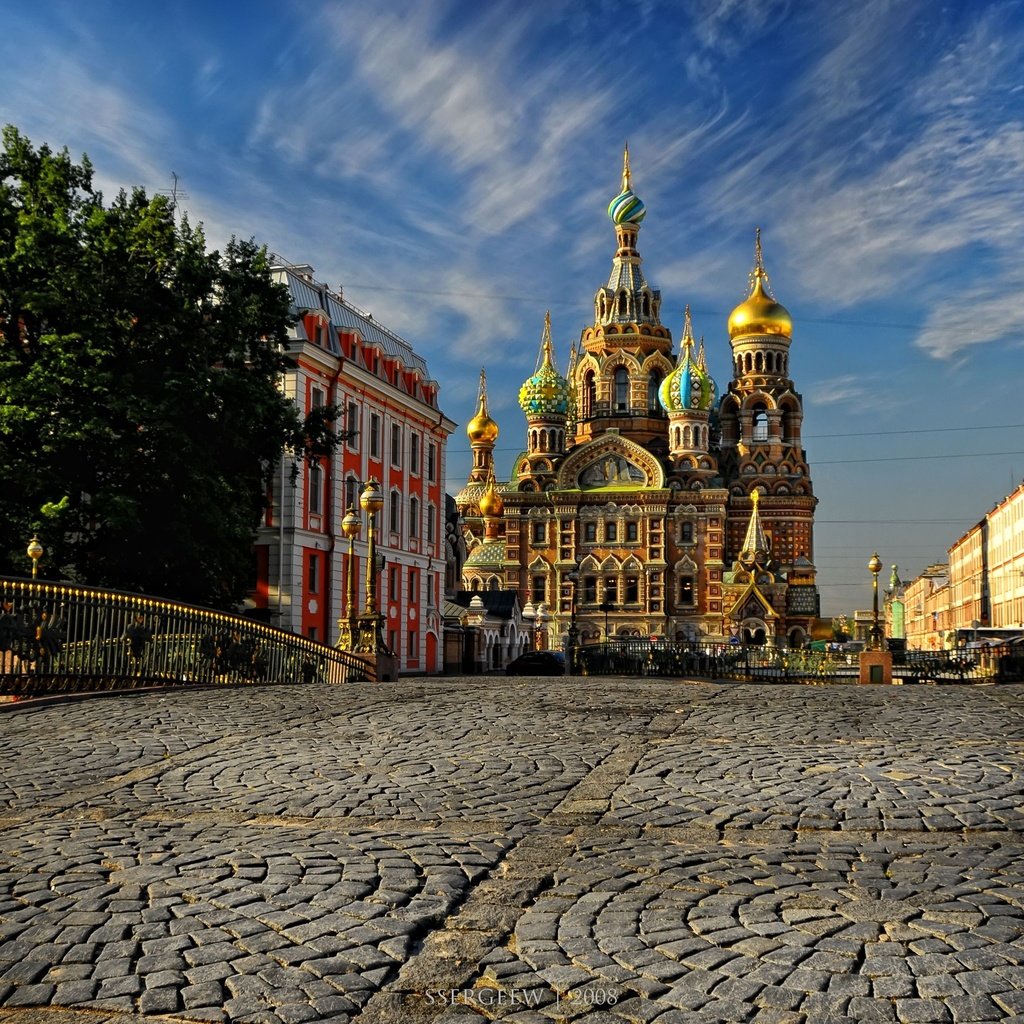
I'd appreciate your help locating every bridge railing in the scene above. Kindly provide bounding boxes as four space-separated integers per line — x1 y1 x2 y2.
0 577 366 697
570 639 1024 683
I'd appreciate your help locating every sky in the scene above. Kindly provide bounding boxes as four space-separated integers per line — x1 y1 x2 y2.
2 0 1023 616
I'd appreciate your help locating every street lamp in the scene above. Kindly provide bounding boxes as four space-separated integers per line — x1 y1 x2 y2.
868 552 883 650
565 565 580 673
337 506 361 651
27 536 43 580
599 601 615 643
358 479 385 653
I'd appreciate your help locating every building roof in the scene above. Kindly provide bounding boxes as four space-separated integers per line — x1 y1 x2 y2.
271 261 430 377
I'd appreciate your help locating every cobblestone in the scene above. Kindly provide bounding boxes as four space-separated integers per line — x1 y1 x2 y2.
0 678 1022 1023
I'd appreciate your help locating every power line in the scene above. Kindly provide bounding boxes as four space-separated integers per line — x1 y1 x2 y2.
816 450 1024 466
343 282 925 334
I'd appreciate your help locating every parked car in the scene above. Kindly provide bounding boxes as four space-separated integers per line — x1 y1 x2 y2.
505 651 565 676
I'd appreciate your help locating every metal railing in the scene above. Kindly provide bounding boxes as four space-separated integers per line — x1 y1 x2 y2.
0 577 366 697
569 639 1024 683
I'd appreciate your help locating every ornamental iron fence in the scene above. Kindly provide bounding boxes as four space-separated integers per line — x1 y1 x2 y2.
570 639 1024 684
0 577 366 698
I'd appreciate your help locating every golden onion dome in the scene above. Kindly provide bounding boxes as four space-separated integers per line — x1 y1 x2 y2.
728 229 792 341
466 368 499 444
467 409 499 444
478 478 504 517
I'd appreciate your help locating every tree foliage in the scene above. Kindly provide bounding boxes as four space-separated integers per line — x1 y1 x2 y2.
0 126 337 606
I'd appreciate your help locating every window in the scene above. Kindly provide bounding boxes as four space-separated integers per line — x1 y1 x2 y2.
625 576 639 604
389 567 398 598
583 577 597 603
531 575 546 604
681 522 694 544
408 569 418 602
410 496 419 538
583 372 596 419
389 490 401 533
605 522 618 543
311 386 325 410
648 370 661 412
604 578 619 605
307 553 319 594
427 442 437 482
531 521 546 545
680 576 695 605
614 367 629 411
584 522 597 543
752 403 769 442
346 401 359 450
370 414 381 458
308 462 323 515
345 476 359 513
390 423 402 467
408 630 419 658
410 434 420 474
626 521 639 543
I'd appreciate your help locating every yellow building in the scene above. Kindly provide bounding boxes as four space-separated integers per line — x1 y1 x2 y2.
456 152 819 649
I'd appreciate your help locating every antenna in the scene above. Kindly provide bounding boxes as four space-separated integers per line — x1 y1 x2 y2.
158 172 190 218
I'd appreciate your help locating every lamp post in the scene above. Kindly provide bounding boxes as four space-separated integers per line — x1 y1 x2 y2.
868 552 883 650
358 479 385 653
599 601 615 643
27 536 43 580
565 565 580 673
337 506 361 651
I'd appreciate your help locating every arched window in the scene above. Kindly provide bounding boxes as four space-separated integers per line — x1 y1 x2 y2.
345 475 359 513
752 403 769 442
647 370 661 412
614 367 629 411
583 371 596 418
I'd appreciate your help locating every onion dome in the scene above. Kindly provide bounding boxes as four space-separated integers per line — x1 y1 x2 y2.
659 306 717 412
607 144 646 225
518 312 570 416
728 228 792 340
478 473 504 517
467 368 499 443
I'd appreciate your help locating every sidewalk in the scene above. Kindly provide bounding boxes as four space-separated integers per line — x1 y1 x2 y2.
1 678 1023 1023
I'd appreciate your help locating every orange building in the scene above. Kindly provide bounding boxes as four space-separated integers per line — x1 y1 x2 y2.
455 152 818 649
250 262 455 673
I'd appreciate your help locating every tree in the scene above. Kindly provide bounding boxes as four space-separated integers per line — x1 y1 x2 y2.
0 126 337 606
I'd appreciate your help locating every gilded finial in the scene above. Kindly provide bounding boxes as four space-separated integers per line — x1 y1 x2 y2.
477 367 489 415
622 143 631 192
749 226 774 297
751 488 760 506
696 335 707 370
541 310 553 368
681 304 694 348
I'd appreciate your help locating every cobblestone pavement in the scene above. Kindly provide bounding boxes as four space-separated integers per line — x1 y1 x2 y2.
1 680 1023 1024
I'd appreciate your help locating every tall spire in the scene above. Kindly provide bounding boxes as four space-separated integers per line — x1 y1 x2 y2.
477 368 489 417
539 310 554 370
750 226 774 297
740 488 770 564
696 335 707 370
681 304 695 353
622 143 631 192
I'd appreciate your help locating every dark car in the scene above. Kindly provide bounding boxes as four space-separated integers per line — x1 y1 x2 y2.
505 650 565 676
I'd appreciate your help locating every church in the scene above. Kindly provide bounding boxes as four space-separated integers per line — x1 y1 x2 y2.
455 150 819 650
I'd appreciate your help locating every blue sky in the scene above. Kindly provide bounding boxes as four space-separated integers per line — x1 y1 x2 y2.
2 0 1023 616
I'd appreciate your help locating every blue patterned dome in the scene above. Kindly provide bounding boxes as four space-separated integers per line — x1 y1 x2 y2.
659 307 716 413
519 312 570 417
607 144 646 225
